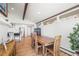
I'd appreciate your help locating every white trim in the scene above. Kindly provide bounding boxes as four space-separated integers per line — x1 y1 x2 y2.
59 7 79 19
60 47 75 56
0 17 12 27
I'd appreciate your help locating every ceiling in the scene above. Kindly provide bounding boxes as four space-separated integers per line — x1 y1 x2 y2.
8 3 79 23
8 3 25 20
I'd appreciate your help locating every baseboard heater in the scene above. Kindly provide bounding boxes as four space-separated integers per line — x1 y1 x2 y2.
60 47 74 56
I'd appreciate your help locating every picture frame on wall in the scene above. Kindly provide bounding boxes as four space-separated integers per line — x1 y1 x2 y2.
0 3 8 17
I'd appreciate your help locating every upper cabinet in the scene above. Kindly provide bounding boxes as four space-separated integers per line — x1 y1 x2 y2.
0 3 8 17
0 17 12 27
0 3 12 27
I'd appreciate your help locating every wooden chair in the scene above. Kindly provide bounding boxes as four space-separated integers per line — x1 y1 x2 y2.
0 40 16 56
31 33 35 48
45 35 61 56
31 33 42 55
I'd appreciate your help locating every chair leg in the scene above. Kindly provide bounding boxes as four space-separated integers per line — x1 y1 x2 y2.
58 50 60 56
42 45 45 56
35 47 38 55
45 48 47 56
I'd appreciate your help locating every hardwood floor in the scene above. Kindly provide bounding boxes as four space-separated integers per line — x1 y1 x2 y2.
16 37 36 56
15 36 70 56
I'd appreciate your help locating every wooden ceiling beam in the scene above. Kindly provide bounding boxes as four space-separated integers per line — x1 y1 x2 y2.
23 3 28 20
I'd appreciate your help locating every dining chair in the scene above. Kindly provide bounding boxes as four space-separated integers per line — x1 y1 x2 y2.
31 33 35 48
45 35 61 56
31 33 42 55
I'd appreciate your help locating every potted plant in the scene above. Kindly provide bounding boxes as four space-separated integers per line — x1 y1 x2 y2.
68 24 79 55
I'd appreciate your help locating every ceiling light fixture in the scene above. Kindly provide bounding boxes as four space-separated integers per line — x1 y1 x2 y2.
11 8 14 10
37 12 40 14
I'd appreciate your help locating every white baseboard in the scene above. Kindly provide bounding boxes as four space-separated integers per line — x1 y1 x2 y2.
60 47 75 56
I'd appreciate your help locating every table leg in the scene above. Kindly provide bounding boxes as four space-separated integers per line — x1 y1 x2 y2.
42 45 45 56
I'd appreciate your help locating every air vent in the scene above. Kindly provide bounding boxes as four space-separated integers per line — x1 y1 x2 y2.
43 17 56 25
60 9 79 19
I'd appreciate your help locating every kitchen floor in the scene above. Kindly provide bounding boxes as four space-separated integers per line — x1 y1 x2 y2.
15 36 69 56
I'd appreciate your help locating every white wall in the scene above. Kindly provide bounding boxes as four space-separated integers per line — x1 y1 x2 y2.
39 14 79 52
12 25 30 36
8 19 35 37
0 13 36 44
0 14 9 44
0 25 9 44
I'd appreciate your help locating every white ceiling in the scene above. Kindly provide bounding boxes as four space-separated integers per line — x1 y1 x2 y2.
8 3 79 23
8 3 25 20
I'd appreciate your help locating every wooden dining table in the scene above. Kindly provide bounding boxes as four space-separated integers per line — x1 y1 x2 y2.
37 36 54 55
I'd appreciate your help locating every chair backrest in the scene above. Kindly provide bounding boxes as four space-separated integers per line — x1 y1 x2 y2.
32 33 38 54
31 33 35 40
34 33 38 43
53 35 61 56
31 33 38 45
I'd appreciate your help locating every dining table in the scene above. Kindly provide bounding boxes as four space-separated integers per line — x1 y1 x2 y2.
37 36 54 55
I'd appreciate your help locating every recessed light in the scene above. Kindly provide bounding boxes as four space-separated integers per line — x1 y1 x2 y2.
37 12 40 14
11 8 14 10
